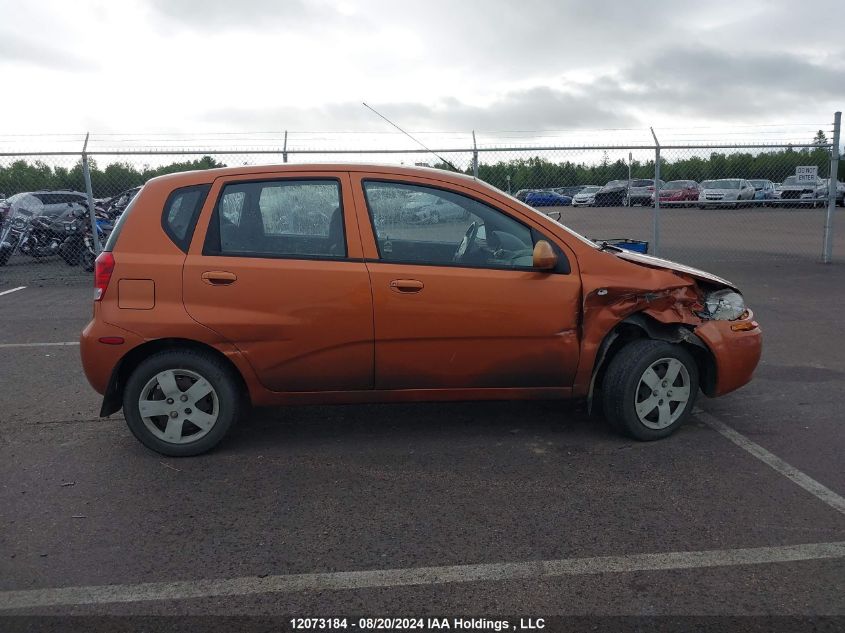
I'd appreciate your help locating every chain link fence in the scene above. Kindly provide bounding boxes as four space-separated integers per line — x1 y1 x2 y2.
1 118 842 286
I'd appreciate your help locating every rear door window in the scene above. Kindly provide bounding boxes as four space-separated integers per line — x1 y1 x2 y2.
204 179 346 259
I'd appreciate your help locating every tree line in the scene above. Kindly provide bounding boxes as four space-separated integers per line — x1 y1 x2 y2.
0 156 225 198
0 143 840 200
444 144 840 193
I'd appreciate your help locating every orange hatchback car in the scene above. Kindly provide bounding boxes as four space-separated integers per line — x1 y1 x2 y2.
81 164 761 456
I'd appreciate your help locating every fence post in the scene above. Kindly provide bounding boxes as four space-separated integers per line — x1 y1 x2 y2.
650 127 661 257
823 111 841 263
81 133 100 256
472 130 479 178
283 130 288 163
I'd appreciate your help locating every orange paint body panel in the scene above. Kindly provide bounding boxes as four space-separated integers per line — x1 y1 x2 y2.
79 163 761 415
694 311 763 396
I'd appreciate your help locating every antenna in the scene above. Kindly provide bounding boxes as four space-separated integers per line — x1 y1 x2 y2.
361 102 461 173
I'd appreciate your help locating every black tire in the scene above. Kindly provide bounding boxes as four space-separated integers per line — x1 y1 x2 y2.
601 339 699 441
80 250 95 272
123 349 247 456
60 243 80 266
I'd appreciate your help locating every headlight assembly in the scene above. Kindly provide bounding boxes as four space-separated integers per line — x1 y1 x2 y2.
704 289 746 321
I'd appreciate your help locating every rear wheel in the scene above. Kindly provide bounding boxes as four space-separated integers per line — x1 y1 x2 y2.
601 339 699 441
123 349 246 456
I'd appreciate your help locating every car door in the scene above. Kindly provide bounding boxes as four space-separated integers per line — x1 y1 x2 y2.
742 180 754 200
182 171 374 392
350 173 581 391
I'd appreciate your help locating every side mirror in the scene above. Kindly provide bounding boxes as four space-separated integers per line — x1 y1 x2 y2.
532 240 557 270
546 210 562 221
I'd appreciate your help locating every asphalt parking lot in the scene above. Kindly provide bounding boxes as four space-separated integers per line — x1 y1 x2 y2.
0 207 844 624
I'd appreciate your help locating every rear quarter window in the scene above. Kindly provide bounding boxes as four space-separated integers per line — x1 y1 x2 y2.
161 184 211 252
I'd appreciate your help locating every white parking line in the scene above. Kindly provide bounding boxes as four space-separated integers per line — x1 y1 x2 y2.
697 411 845 516
0 286 26 297
0 342 79 348
0 540 843 610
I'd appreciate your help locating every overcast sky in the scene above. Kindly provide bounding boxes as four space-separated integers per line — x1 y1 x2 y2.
0 0 842 149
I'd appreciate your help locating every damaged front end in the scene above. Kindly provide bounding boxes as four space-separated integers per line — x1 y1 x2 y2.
575 251 761 410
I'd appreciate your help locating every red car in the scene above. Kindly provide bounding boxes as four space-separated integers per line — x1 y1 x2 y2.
656 180 700 207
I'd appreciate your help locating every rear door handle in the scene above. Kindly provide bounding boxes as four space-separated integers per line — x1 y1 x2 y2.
201 271 237 285
389 279 424 293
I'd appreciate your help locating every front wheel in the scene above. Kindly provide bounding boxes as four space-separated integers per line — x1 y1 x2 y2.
601 339 699 441
123 349 247 456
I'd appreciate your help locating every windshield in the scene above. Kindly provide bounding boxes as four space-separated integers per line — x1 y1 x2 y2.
782 176 799 185
630 179 653 187
578 186 601 194
603 180 626 188
701 179 741 190
749 180 768 188
663 181 693 189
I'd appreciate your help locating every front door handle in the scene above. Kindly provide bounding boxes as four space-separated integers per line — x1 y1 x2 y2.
389 279 424 293
201 271 237 285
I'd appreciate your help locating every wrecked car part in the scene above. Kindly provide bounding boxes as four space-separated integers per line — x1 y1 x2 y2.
701 289 746 321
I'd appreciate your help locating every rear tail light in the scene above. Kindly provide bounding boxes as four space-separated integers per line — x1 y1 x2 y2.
94 251 115 301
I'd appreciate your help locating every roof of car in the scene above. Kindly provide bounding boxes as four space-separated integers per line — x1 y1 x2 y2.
147 163 479 188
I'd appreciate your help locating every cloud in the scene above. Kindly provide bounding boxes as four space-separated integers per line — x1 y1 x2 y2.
589 47 845 120
0 30 97 71
201 87 638 133
145 0 345 30
199 45 844 133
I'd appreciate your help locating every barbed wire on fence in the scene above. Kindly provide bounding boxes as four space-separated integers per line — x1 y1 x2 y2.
0 117 842 284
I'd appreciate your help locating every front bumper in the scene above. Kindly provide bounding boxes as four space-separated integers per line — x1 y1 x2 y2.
694 310 762 397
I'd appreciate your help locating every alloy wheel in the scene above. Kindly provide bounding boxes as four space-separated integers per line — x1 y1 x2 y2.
138 369 219 444
634 357 691 430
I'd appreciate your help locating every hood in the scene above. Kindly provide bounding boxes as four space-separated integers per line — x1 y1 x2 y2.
612 249 738 291
702 188 739 194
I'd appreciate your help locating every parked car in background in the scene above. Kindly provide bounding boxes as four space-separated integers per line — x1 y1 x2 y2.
698 179 756 208
553 186 585 198
524 190 572 207
80 163 761 456
3 190 88 220
654 180 700 207
571 185 602 207
400 190 468 224
514 189 538 202
749 179 776 205
594 180 628 206
625 179 663 207
822 179 845 206
774 175 828 207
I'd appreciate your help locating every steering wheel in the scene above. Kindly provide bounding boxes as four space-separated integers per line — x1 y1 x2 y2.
453 221 479 262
